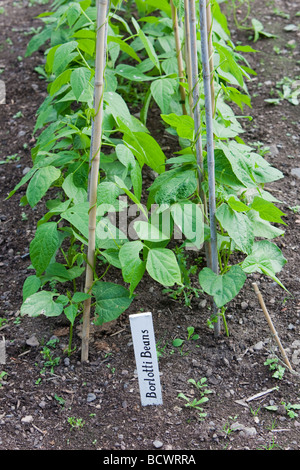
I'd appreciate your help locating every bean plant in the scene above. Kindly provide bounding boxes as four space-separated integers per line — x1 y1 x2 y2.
8 0 287 358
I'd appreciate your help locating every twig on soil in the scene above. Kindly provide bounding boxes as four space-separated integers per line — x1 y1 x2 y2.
252 282 293 372
245 386 278 403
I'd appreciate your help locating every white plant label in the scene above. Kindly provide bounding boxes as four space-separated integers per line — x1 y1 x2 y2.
129 312 163 406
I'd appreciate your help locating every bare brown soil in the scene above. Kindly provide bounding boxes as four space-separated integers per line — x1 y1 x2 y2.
0 0 299 453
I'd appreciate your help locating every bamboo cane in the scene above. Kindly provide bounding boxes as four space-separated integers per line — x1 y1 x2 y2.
170 0 188 116
199 0 219 336
252 283 293 371
81 0 109 363
206 0 215 116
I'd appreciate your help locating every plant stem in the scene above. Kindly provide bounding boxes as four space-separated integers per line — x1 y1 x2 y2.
81 0 109 363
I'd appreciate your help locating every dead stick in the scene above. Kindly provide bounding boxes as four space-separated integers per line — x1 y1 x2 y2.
252 282 293 371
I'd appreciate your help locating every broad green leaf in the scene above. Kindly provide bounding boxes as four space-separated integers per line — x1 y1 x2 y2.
21 291 63 318
250 196 287 225
247 210 284 239
115 144 136 170
25 25 52 57
146 248 182 287
62 173 87 204
134 220 169 242
216 203 254 254
132 17 160 71
49 69 72 96
119 241 146 295
70 67 92 101
22 275 41 302
92 281 133 325
241 240 287 288
52 41 79 75
114 64 154 82
131 161 142 201
108 36 141 62
61 202 90 239
227 196 250 212
26 166 61 208
171 201 204 249
96 216 128 249
155 169 197 205
151 79 176 114
251 19 276 42
215 43 245 89
64 304 78 326
161 113 194 140
30 222 60 276
72 292 91 303
198 265 247 308
67 2 81 26
120 128 166 175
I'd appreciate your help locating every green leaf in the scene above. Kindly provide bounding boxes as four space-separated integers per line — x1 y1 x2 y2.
120 127 166 175
62 173 87 204
132 17 160 71
146 248 182 287
250 197 287 225
161 113 194 140
156 169 197 206
151 79 176 114
92 281 133 325
134 220 169 242
251 19 276 42
21 291 63 318
72 292 91 303
52 41 78 75
227 196 250 212
171 201 204 249
242 240 287 288
61 202 90 239
247 210 284 239
64 304 78 326
216 203 254 254
119 241 146 296
22 275 41 302
26 166 61 208
198 265 247 308
30 222 60 276
108 36 141 62
215 43 245 89
70 67 92 101
49 69 72 96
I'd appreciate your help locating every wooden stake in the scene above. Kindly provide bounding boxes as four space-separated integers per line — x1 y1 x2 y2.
170 0 187 116
252 283 293 371
81 0 108 363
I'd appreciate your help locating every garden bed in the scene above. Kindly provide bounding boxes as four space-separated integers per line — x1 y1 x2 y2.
0 0 299 451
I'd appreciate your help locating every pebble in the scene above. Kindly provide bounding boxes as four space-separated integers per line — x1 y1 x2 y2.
21 415 33 424
87 393 97 403
153 440 163 449
26 335 39 347
291 168 300 179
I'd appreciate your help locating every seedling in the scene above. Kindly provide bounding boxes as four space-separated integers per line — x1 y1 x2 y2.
67 417 85 430
178 377 212 420
0 371 7 387
264 356 286 380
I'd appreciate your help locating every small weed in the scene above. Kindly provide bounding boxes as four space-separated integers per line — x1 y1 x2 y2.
264 356 285 380
0 371 8 387
178 377 212 420
67 416 85 430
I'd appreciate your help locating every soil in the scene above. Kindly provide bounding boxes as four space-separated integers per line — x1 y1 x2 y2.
0 0 300 453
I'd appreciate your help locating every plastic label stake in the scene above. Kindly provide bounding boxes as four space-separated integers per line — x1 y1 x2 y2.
129 312 163 406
